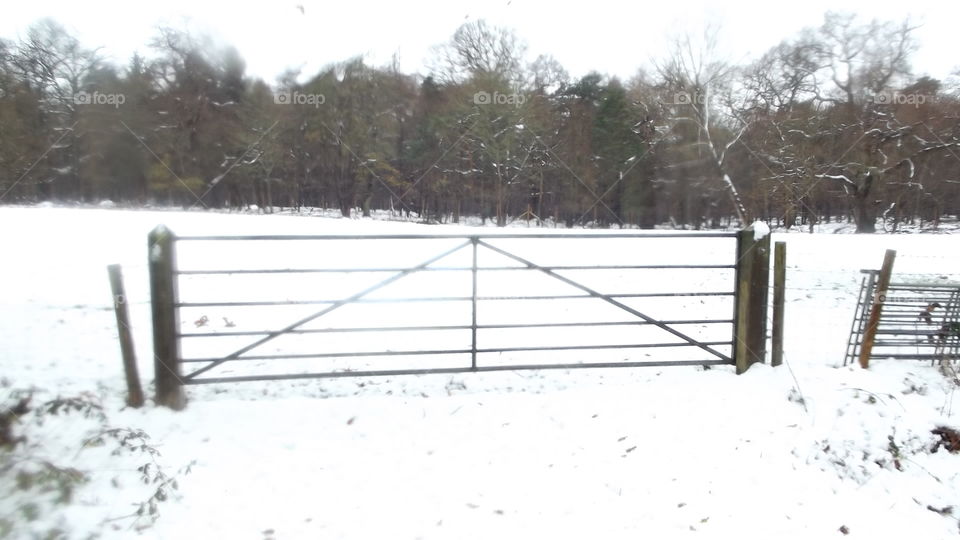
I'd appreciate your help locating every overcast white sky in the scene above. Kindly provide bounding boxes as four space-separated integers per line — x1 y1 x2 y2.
2 0 958 84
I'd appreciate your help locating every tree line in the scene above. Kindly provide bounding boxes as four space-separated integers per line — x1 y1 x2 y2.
1 14 958 232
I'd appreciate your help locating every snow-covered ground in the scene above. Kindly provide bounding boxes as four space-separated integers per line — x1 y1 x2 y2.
2 206 960 539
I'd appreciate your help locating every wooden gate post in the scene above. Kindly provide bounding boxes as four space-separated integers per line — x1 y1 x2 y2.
771 241 787 367
734 224 771 374
858 249 897 369
148 225 186 410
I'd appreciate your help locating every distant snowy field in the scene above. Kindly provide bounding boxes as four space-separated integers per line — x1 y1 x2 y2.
2 206 960 539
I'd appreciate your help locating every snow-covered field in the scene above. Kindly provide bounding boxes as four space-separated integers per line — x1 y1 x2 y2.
2 206 960 539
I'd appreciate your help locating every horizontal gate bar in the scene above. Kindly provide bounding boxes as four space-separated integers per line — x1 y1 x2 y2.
176 292 735 308
871 330 960 336
181 324 473 337
176 233 739 241
178 318 736 338
181 349 473 362
869 318 958 322
881 293 958 297
886 284 960 289
848 341 958 348
879 311 958 316
871 340 957 346
180 341 733 363
875 304 959 309
861 354 958 360
183 359 735 384
177 264 736 275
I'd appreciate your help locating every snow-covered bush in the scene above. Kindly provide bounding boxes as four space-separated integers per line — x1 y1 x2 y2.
0 389 192 539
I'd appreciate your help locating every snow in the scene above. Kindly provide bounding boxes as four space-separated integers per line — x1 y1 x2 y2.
1 206 959 539
752 220 770 241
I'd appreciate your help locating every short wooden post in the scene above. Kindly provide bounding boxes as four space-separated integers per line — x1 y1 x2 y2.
858 249 897 369
771 241 786 367
108 264 144 408
148 225 186 410
734 224 771 374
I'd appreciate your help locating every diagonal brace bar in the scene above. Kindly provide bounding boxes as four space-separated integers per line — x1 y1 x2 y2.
477 240 731 362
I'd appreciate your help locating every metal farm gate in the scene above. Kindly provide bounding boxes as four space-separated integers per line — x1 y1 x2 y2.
845 269 960 366
148 226 772 408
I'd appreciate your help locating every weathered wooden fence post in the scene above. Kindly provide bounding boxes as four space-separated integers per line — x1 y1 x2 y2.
107 264 145 408
148 225 186 410
771 241 787 367
858 249 897 369
734 223 771 374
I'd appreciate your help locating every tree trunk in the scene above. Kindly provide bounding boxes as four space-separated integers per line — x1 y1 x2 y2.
853 173 877 234
495 173 506 227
